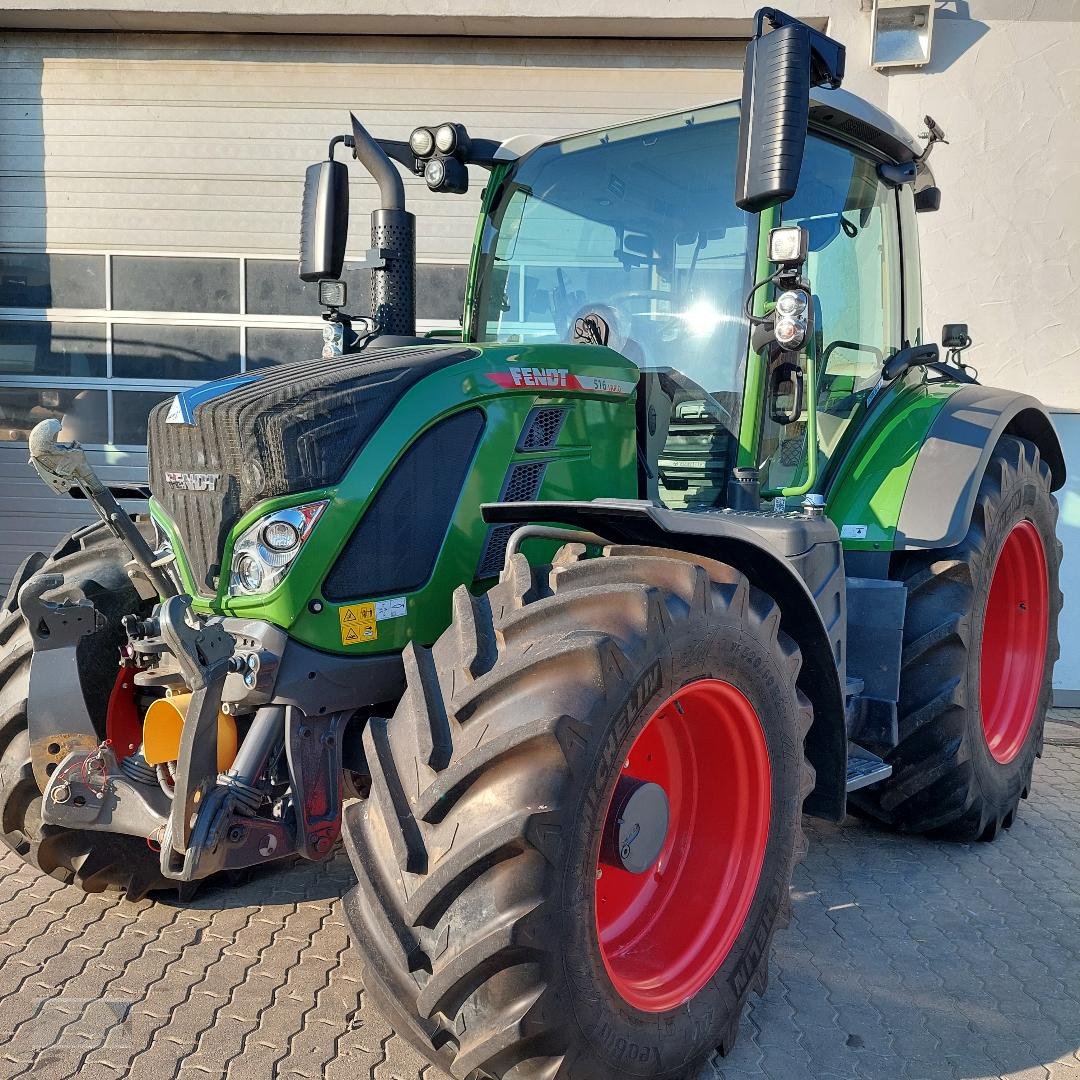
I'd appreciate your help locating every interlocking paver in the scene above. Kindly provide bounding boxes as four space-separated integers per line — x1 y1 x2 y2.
1 735 1078 1080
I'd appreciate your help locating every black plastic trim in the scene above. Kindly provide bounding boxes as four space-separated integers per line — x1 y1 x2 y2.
896 386 1066 550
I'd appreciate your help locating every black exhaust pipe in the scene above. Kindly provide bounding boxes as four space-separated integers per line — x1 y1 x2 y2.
350 113 416 337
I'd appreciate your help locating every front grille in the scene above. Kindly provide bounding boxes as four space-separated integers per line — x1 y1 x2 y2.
148 344 475 594
322 409 486 602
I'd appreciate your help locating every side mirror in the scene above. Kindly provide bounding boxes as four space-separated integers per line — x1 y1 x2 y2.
735 9 846 214
914 186 941 213
299 159 349 282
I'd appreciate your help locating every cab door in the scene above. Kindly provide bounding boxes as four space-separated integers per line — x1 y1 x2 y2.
759 136 903 495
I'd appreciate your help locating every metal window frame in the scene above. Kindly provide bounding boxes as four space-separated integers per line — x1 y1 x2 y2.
0 248 459 450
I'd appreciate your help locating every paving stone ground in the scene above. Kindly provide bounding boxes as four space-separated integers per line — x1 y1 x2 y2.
1 714 1079 1080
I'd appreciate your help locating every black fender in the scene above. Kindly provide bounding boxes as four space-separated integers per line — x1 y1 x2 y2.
897 386 1065 550
483 499 849 821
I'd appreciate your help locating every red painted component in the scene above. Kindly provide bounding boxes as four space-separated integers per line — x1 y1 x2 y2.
980 520 1049 764
595 679 772 1013
106 666 143 762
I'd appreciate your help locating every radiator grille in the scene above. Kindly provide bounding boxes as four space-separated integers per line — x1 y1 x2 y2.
322 409 485 602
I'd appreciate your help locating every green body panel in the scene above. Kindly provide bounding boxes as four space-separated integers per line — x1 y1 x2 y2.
825 376 962 551
736 205 776 470
153 341 639 655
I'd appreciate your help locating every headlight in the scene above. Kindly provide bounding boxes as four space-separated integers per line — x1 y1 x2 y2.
773 290 809 351
229 500 328 597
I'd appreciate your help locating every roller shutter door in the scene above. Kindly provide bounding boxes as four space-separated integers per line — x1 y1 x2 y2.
0 30 745 587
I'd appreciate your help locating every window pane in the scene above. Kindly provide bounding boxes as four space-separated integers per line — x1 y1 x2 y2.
113 390 175 446
112 256 239 313
246 327 321 369
0 320 106 378
0 387 107 444
112 324 240 381
761 137 902 493
245 259 321 316
0 253 107 309
417 265 466 321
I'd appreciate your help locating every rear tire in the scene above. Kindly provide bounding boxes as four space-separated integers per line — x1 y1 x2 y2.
343 546 813 1079
850 436 1061 840
0 522 173 898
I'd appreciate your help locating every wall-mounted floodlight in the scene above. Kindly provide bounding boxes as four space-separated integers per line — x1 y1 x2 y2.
871 0 935 69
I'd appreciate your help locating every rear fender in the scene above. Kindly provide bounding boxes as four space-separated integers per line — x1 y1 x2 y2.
483 499 849 820
897 386 1065 549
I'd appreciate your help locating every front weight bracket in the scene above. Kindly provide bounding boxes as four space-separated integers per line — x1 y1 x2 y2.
19 572 106 789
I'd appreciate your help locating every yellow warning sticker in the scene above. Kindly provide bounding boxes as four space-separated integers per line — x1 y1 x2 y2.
338 602 377 646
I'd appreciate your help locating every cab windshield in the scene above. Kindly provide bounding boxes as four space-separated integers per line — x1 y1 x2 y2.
471 101 754 508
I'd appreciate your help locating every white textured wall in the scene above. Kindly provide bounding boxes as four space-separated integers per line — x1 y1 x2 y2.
883 12 1080 407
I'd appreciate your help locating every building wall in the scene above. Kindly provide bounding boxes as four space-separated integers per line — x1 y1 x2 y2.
878 11 1080 696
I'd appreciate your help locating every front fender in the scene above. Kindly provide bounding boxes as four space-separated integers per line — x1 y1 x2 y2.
483 499 849 821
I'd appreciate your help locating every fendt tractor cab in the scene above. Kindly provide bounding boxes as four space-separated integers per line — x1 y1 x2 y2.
0 10 1063 1078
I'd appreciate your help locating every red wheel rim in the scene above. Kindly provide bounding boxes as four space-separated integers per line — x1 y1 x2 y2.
595 679 772 1013
980 520 1049 765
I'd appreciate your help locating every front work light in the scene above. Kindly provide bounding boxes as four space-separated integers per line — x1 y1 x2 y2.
435 123 458 154
229 501 328 597
768 226 809 267
409 127 436 158
424 155 469 195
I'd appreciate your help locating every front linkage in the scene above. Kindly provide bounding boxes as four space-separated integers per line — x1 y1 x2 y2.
23 421 358 888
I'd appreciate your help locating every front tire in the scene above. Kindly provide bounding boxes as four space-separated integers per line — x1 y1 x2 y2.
343 546 813 1079
851 435 1062 840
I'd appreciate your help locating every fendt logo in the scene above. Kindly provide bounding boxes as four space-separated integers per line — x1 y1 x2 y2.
506 366 570 388
484 367 635 395
164 471 218 492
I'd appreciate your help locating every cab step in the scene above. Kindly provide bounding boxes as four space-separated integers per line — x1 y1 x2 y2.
846 744 892 792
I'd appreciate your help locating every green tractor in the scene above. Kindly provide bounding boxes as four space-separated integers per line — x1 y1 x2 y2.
0 9 1063 1078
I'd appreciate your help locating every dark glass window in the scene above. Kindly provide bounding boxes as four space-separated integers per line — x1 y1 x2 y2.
0 387 108 444
417 264 466 321
113 390 176 446
112 324 240 381
245 260 321 317
0 320 106 378
112 256 239 314
245 259 466 320
246 327 321 369
0 253 107 309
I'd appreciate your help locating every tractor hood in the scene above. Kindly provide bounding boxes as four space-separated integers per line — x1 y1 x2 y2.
148 344 477 596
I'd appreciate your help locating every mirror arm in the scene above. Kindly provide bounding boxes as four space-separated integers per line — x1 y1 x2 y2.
882 342 939 381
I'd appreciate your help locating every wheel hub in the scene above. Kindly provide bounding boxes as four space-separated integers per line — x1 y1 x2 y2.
595 679 772 1013
980 519 1049 764
600 776 669 875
